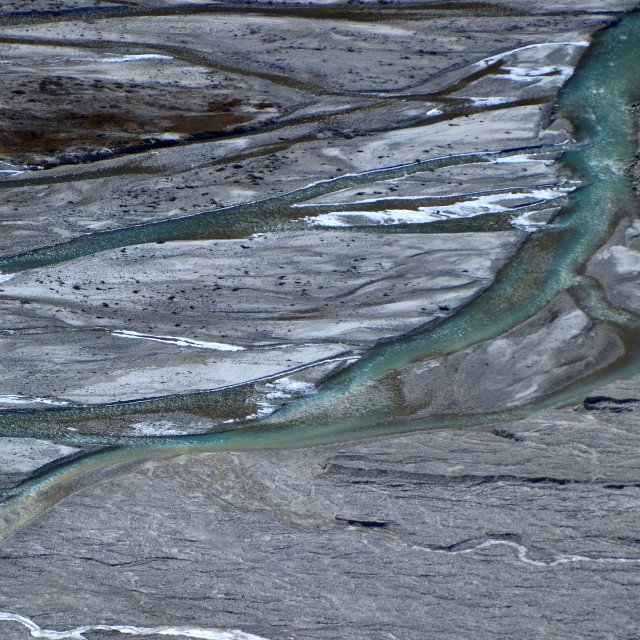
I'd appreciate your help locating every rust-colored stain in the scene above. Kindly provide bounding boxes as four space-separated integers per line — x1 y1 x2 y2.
0 75 277 167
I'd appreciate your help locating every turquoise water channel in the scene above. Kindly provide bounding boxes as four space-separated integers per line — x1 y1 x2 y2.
2 10 640 541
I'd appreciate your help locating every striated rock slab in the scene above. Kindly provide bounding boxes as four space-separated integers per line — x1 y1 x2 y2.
0 231 519 405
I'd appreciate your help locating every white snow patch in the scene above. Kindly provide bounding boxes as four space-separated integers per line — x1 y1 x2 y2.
468 42 588 89
248 377 315 419
270 377 315 394
0 395 68 407
466 97 510 107
509 209 550 232
253 391 289 418
0 272 16 283
478 41 589 68
112 330 244 352
98 54 174 63
426 107 443 116
503 64 571 77
491 154 555 166
0 612 269 640
305 189 569 227
499 65 574 86
222 355 358 424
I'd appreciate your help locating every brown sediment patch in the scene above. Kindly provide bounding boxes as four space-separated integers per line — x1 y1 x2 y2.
170 113 247 136
0 74 278 168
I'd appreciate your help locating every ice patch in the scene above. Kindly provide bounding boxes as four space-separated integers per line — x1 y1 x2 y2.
478 41 589 68
0 395 68 408
491 154 555 166
503 64 571 77
509 211 548 232
0 272 16 283
469 41 588 89
0 612 269 640
270 377 315 394
466 97 510 107
253 391 289 418
112 330 244 352
499 65 574 86
305 189 570 227
98 54 174 63
248 377 315 419
426 108 443 116
130 420 186 436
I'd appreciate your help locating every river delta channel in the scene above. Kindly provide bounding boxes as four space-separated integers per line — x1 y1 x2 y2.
0 1 639 638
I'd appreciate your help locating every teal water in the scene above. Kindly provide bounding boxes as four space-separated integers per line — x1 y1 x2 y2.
2 10 640 541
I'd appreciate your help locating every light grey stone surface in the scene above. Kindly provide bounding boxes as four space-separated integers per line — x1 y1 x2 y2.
0 437 89 491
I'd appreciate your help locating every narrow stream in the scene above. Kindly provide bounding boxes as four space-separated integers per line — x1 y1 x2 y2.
0 147 550 273
1 10 640 542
